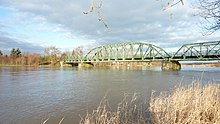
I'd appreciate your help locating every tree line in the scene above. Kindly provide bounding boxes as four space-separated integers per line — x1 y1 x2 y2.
0 48 40 66
0 46 84 66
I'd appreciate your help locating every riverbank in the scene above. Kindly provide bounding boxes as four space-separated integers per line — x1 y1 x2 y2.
0 64 38 67
182 62 220 67
80 82 220 124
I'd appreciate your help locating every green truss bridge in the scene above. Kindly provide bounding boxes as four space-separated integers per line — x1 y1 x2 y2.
64 41 220 70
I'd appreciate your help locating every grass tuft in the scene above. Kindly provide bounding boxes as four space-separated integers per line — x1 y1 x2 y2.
150 81 220 124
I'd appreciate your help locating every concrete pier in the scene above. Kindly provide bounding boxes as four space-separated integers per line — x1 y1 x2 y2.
65 61 182 71
161 61 181 71
78 62 94 68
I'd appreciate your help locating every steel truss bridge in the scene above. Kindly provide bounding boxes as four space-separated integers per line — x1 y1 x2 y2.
64 41 220 64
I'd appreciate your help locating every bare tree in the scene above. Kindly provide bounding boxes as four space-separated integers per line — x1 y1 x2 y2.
157 0 220 34
153 0 220 34
74 46 84 57
27 53 40 65
44 46 61 65
60 50 71 60
196 0 220 34
72 46 84 60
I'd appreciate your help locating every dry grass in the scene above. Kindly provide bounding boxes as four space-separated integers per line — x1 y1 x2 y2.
80 81 220 124
79 93 149 124
150 81 220 124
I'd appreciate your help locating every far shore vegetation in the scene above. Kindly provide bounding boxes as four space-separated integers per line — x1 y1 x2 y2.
0 46 83 67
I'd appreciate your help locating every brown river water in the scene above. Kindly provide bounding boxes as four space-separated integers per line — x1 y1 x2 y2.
0 66 220 124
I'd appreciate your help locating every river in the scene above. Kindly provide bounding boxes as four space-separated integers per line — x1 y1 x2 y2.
0 66 220 124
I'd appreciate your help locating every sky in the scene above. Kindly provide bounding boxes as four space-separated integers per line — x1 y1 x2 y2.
0 0 220 54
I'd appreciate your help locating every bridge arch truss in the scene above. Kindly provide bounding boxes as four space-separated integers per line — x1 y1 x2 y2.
171 41 220 60
83 42 170 62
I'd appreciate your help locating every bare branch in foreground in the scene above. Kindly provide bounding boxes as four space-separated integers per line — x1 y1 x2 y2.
157 0 184 10
84 0 110 32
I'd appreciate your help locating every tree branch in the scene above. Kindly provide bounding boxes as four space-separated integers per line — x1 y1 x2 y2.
84 0 110 32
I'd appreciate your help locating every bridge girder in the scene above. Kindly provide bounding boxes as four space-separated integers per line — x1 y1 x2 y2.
171 41 220 60
83 42 170 62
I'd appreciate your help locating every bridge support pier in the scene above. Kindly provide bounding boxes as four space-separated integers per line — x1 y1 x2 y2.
79 62 94 68
161 60 181 71
67 63 78 67
60 61 64 67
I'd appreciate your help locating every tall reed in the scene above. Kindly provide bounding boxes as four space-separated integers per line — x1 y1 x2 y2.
150 81 220 124
80 81 220 124
79 93 149 124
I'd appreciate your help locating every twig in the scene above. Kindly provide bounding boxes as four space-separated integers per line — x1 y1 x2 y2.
41 117 49 124
84 0 110 32
163 0 184 11
59 117 65 124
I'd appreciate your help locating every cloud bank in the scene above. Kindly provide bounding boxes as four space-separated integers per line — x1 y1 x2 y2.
0 31 44 54
0 0 220 53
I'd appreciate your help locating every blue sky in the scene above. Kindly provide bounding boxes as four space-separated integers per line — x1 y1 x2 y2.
0 0 220 54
